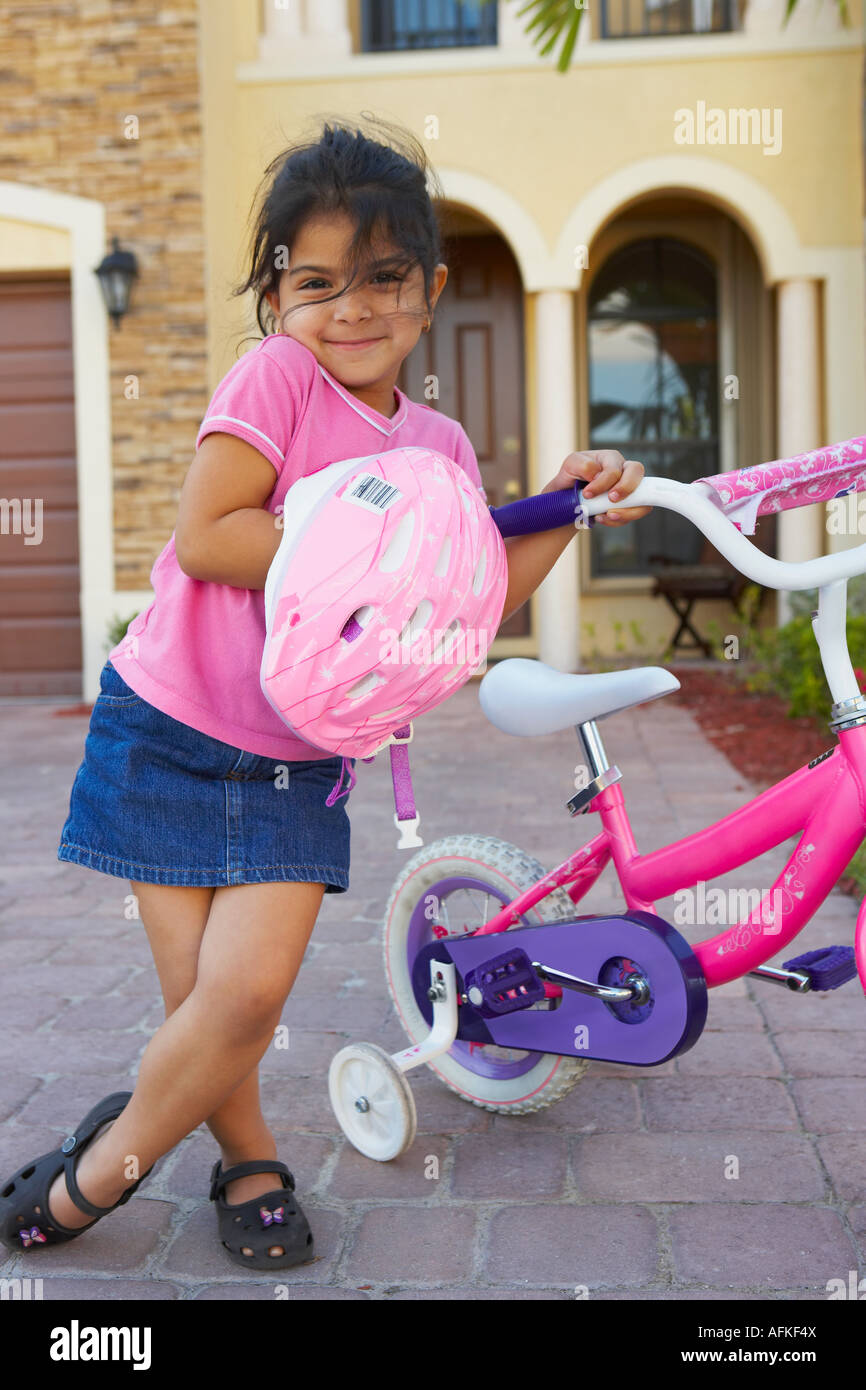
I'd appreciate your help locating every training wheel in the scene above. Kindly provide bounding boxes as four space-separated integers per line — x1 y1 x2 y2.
328 1041 417 1161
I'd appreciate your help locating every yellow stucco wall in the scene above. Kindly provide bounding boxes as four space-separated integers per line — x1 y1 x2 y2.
202 4 863 331
0 219 71 270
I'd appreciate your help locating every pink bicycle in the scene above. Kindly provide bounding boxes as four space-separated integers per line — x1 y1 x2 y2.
328 436 866 1160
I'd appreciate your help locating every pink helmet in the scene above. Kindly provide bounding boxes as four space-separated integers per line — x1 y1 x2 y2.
260 446 508 759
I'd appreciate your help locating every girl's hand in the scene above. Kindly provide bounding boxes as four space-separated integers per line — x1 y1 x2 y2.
543 449 653 526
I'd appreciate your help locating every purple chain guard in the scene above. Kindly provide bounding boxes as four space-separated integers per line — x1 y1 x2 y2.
411 910 707 1066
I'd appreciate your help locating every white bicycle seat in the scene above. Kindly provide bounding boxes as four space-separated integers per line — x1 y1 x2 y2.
478 657 680 737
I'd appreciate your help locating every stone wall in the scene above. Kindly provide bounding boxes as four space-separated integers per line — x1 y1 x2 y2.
0 0 207 589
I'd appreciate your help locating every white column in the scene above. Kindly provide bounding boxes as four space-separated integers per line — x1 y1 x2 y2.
263 0 303 40
304 0 349 36
301 0 351 55
534 290 580 671
775 278 822 624
260 0 351 62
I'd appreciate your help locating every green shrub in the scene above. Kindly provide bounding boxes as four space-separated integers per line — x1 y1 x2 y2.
701 583 765 664
104 610 141 654
728 579 866 723
788 572 866 620
580 618 649 670
582 620 601 666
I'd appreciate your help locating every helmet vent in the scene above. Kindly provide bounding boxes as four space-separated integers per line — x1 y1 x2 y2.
431 620 462 663
434 535 452 577
378 510 415 573
399 599 433 647
346 671 386 701
341 605 374 642
472 546 487 596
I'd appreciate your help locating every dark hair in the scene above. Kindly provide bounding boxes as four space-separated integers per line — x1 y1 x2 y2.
232 112 446 348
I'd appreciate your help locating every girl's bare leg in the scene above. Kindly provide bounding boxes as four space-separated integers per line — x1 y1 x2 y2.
130 883 282 1186
46 880 325 1258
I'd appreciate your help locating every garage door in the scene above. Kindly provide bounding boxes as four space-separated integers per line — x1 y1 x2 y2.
0 275 81 696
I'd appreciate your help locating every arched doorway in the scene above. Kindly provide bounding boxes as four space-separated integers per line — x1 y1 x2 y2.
587 235 719 575
580 196 775 593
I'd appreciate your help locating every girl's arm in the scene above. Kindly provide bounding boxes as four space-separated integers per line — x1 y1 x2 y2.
498 450 651 623
175 433 283 589
176 438 652 605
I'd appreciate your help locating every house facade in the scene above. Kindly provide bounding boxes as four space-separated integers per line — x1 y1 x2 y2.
0 0 863 698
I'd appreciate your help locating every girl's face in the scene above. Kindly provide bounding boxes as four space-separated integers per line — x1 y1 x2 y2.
265 211 446 414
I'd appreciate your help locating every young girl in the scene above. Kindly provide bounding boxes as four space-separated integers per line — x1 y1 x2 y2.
0 115 649 1272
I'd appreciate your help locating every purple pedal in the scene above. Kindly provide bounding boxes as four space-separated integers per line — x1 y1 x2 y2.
462 948 546 1018
782 945 857 990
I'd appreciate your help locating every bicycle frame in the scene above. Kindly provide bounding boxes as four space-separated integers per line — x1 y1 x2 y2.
472 720 866 997
470 469 866 1002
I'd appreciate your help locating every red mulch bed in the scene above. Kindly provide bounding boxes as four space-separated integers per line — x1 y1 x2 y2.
667 665 830 788
667 663 858 894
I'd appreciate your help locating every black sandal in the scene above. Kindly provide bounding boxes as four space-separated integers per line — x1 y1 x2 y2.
0 1091 154 1251
209 1158 315 1270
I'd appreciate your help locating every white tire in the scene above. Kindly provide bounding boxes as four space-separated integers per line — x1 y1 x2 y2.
382 834 589 1114
329 1042 417 1161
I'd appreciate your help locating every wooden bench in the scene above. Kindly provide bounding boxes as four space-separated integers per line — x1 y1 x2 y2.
647 515 776 657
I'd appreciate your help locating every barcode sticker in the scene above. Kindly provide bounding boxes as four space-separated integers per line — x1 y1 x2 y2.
341 473 403 514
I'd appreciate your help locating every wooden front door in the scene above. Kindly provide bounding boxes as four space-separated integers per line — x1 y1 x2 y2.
398 232 529 637
0 276 81 695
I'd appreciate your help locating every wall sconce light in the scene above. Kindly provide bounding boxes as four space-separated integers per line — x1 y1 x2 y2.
94 237 139 328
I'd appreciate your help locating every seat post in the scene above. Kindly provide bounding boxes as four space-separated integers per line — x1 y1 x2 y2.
576 720 610 777
567 719 621 817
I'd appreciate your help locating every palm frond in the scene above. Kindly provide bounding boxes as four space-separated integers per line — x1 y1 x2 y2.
479 0 852 66
476 0 587 72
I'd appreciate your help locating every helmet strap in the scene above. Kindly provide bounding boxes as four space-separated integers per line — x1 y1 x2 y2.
389 723 423 849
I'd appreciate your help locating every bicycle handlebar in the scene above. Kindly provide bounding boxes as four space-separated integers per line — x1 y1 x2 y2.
580 476 866 592
489 475 866 593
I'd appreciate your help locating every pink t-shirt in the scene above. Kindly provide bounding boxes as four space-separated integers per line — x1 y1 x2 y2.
108 333 487 759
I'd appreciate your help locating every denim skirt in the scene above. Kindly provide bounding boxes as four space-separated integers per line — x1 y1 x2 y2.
57 659 353 891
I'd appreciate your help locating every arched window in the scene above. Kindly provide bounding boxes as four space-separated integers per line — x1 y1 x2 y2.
587 237 718 576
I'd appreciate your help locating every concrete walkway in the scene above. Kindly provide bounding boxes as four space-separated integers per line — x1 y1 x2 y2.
0 674 863 1301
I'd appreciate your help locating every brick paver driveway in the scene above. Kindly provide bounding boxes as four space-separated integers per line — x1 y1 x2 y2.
1 675 863 1300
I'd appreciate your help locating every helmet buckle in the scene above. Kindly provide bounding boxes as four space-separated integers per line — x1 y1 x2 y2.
394 811 423 849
